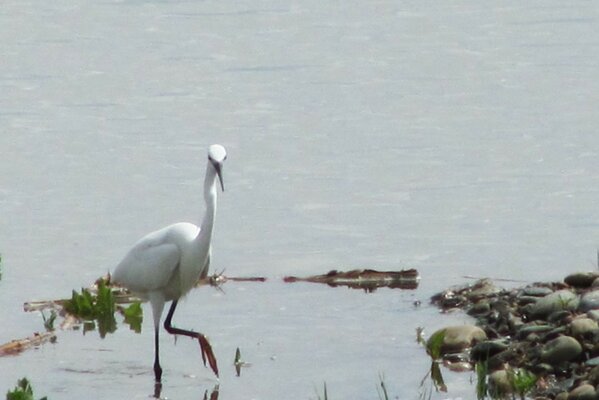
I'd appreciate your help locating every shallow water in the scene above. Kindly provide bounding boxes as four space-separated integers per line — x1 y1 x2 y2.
1 0 598 398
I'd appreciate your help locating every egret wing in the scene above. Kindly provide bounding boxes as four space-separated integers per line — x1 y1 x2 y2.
113 240 180 292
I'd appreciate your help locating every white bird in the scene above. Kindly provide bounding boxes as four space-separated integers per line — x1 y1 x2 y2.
112 144 227 383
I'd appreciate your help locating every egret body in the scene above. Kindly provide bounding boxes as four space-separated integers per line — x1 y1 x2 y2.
112 144 226 382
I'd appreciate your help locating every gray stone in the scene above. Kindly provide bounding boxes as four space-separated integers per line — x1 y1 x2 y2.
488 370 512 398
522 286 554 297
430 325 487 354
516 323 553 340
471 340 509 361
570 317 599 337
564 272 599 288
567 383 596 400
540 335 582 365
530 290 579 319
587 310 599 322
579 289 599 312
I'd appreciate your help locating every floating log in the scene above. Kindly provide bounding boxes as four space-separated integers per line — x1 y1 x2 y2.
0 332 56 356
284 269 420 291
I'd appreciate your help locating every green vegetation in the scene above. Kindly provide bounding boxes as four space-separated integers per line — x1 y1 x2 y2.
63 278 116 338
507 368 537 400
41 311 57 332
120 302 143 333
475 361 489 400
6 377 47 400
425 329 445 361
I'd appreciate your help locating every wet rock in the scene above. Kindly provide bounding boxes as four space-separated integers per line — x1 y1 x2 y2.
587 310 599 322
522 286 554 297
471 340 509 361
540 336 582 365
593 277 599 288
467 301 490 316
588 366 599 384
468 280 502 299
555 392 569 400
579 289 599 312
433 325 487 354
548 310 574 324
564 272 599 289
567 383 596 400
586 356 599 367
488 370 512 398
529 290 579 319
570 318 599 337
516 323 554 340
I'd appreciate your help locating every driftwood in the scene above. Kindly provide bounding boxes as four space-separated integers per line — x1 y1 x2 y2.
0 332 56 356
284 269 420 291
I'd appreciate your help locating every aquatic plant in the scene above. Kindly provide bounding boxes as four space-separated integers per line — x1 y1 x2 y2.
41 311 56 332
475 360 488 400
507 368 536 400
119 301 143 333
63 278 116 337
6 377 47 400
425 329 445 361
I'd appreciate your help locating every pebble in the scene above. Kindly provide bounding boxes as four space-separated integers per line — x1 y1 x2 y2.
570 318 599 337
567 383 596 400
587 310 599 322
488 370 511 398
540 335 582 365
431 325 487 354
564 272 599 288
579 289 599 312
529 290 579 319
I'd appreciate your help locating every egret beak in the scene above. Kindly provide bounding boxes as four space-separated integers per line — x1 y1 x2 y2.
215 164 225 192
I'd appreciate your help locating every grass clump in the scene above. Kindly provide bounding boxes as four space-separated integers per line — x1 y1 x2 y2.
508 368 536 400
6 377 47 400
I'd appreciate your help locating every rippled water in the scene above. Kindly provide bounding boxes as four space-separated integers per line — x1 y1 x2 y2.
1 1 598 398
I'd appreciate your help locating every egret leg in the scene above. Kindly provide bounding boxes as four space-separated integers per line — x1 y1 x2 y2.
153 326 163 382
164 300 219 377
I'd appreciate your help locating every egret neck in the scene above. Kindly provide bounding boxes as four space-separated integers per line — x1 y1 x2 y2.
197 160 219 250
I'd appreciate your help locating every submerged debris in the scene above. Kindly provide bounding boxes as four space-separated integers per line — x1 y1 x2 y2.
284 268 420 291
0 332 56 356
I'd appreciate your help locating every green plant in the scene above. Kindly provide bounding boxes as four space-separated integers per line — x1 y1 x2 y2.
6 377 47 400
475 360 488 400
63 278 116 338
507 368 536 400
425 329 445 361
121 302 143 333
41 311 56 332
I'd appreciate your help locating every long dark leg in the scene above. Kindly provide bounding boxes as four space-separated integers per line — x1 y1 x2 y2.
153 325 163 398
164 300 219 377
154 326 163 382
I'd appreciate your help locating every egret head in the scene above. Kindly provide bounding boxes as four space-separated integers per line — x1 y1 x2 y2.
208 144 227 191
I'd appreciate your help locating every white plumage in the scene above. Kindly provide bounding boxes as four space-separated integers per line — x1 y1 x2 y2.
112 144 226 382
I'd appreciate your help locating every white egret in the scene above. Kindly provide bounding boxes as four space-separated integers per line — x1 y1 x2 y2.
112 144 227 382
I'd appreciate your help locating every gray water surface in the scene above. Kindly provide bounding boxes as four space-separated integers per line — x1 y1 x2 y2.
1 1 598 398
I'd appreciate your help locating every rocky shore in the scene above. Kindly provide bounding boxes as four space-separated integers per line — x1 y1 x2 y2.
430 272 599 399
